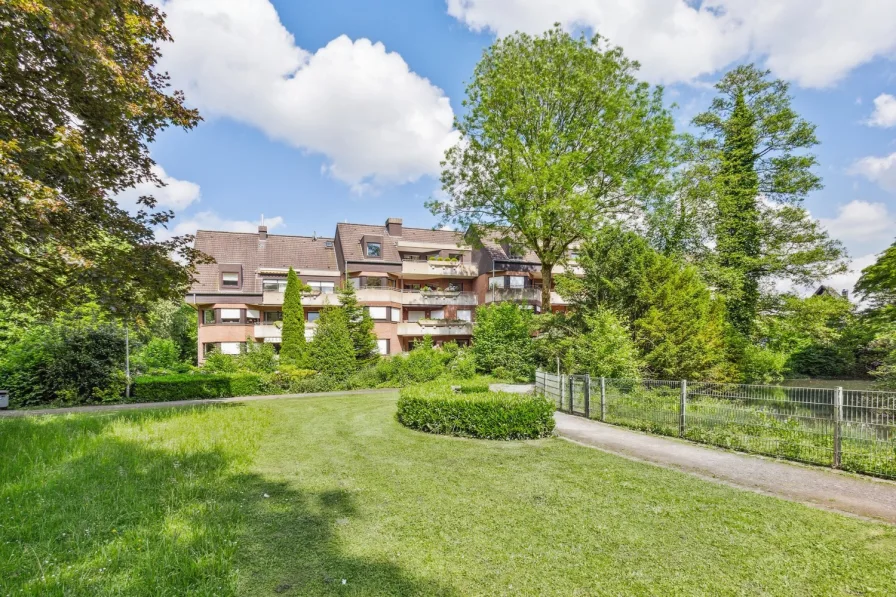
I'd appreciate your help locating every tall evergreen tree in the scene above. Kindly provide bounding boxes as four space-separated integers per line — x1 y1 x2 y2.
337 282 379 363
280 267 307 367
309 306 356 379
692 65 846 336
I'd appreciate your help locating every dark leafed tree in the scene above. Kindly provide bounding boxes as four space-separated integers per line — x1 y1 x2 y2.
428 25 675 309
337 281 379 364
856 238 896 323
692 65 845 336
279 267 308 367
0 0 205 316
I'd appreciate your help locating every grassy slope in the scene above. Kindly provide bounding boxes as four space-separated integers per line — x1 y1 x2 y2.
1 394 895 596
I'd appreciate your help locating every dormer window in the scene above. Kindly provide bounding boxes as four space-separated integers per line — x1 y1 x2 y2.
569 250 580 262
366 242 382 257
221 272 239 287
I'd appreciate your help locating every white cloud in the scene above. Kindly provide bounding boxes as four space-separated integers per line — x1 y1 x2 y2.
445 0 896 87
820 200 896 256
866 93 896 127
850 153 896 192
156 211 284 241
821 253 879 298
158 0 458 192
115 165 201 211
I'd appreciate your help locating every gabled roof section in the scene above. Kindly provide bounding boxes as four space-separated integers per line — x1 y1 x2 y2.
191 230 339 293
336 222 465 263
473 229 541 264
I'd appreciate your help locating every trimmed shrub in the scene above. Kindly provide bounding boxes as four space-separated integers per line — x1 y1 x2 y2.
132 373 265 402
396 382 555 440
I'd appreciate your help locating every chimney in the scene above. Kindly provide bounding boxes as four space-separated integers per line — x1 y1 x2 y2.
386 217 402 236
841 288 848 299
258 225 267 241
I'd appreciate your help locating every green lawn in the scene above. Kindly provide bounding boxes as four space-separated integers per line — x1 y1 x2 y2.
2 394 896 596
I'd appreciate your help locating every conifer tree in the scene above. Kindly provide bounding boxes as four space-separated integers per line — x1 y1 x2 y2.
279 267 307 367
337 282 379 363
309 306 356 379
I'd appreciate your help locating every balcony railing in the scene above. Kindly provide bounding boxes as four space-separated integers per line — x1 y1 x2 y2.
484 287 541 304
254 321 316 342
401 260 478 278
397 320 473 336
401 290 478 306
262 290 339 306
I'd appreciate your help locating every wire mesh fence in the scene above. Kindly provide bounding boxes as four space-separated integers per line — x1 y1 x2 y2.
535 371 896 480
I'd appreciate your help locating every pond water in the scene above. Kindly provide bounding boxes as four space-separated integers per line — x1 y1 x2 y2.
777 378 878 390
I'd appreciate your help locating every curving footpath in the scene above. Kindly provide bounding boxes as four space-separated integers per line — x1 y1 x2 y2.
555 412 896 524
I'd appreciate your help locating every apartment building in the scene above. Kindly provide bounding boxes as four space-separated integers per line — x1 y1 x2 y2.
187 217 579 362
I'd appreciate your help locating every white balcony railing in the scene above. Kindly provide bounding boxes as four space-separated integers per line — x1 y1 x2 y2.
401 260 478 278
254 321 316 342
262 291 339 306
401 290 478 306
484 287 541 304
397 320 473 336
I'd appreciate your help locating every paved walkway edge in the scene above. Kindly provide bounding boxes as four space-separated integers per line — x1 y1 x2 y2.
0 388 399 418
554 412 896 524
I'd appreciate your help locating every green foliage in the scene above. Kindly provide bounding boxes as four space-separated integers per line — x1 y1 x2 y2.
201 350 239 374
472 303 535 381
240 341 278 374
134 338 181 374
738 343 789 384
0 315 126 407
279 267 308 367
397 382 555 440
141 300 198 364
856 239 896 324
869 330 896 390
691 65 845 336
540 308 642 380
1 0 204 315
309 306 356 380
337 282 379 364
429 25 674 307
132 373 265 401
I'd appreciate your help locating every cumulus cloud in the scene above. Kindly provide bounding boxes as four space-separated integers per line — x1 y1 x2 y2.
158 0 458 192
115 165 201 212
866 93 896 128
156 211 285 241
445 0 896 87
819 200 896 256
850 153 896 192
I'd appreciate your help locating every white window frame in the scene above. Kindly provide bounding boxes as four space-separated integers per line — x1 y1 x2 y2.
509 276 526 289
246 308 260 323
307 311 320 323
220 342 241 355
377 339 389 355
456 309 472 322
430 309 445 320
407 310 426 322
391 308 400 323
221 272 239 287
488 276 504 289
366 242 382 257
220 308 241 323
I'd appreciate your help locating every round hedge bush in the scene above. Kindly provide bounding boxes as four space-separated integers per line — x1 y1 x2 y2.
396 382 555 440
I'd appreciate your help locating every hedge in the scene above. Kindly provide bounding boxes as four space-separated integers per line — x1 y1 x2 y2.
396 382 555 440
131 373 266 402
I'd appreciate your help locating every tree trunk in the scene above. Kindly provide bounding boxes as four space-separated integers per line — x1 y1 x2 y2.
541 264 553 314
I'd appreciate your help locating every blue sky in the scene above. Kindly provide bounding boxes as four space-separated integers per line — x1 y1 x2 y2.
130 0 896 293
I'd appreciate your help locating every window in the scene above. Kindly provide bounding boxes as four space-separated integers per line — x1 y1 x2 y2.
307 311 320 323
307 281 335 294
368 306 388 320
391 308 400 323
377 339 390 355
446 282 461 291
430 309 445 320
488 276 504 289
203 342 218 355
509 276 526 289
220 308 241 323
366 277 385 288
203 309 215 325
220 342 241 355
407 310 426 322
263 279 287 292
245 309 260 324
350 277 361 289
221 272 239 287
569 249 580 262
264 310 282 323
366 242 382 257
456 309 472 322
449 253 462 261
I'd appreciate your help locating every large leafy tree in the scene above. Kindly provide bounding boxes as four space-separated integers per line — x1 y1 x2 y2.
337 282 379 364
855 238 896 323
0 0 204 316
472 302 535 381
692 65 845 336
280 268 308 367
429 25 675 309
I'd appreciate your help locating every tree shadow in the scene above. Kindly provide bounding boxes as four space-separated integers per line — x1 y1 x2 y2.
0 407 456 596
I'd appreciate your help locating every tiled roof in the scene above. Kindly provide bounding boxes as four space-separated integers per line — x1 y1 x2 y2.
336 222 465 263
476 230 541 264
191 230 339 293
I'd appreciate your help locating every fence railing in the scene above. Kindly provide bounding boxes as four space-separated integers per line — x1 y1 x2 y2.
535 370 896 480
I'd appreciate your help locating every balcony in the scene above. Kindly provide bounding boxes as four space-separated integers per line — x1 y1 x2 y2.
253 321 316 342
397 320 474 337
356 287 403 303
262 291 340 307
401 259 478 279
402 290 478 306
484 287 541 304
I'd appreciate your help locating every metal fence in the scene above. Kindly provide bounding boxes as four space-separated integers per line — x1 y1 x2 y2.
535 370 896 480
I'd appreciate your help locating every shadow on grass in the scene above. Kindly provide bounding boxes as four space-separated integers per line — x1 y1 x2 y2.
0 406 455 596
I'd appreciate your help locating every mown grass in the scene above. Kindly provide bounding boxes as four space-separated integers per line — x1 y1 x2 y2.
2 393 896 595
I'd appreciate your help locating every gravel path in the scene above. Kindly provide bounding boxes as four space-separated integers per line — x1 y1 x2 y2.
0 388 399 418
555 412 896 524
